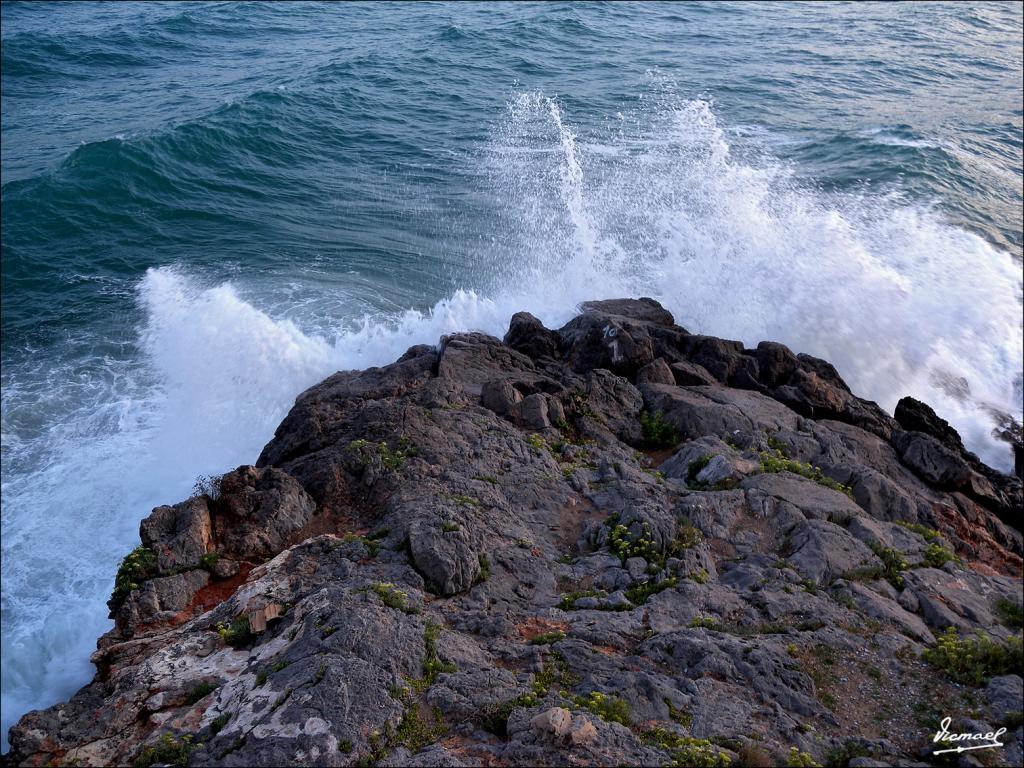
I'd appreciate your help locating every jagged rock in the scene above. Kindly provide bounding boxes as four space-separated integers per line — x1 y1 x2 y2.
9 298 1022 768
504 311 562 360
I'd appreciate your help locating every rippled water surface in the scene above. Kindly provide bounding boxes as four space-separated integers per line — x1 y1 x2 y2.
2 0 1022 747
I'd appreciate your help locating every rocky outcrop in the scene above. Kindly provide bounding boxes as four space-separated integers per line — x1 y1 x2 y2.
8 299 1023 768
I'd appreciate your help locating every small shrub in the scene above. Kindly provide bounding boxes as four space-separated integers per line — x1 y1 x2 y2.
870 544 907 588
476 554 491 583
185 681 216 704
689 568 710 584
758 449 854 498
199 552 220 571
686 455 712 484
255 668 268 687
640 411 679 448
568 690 632 725
395 702 446 752
689 616 721 630
530 631 567 645
666 699 693 727
338 738 353 753
785 747 822 767
209 712 230 735
133 733 196 768
216 616 253 649
441 521 460 533
922 542 959 569
923 628 1023 686
641 728 731 767
360 582 418 614
625 577 678 605
559 588 607 610
738 743 774 767
420 621 456 687
112 546 158 602
193 474 222 500
895 520 940 541
995 597 1024 629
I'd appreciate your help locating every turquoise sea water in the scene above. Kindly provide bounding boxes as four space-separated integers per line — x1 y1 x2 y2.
1 1 1022 747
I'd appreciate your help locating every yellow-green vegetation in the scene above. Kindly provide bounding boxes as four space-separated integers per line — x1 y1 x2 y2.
923 628 1023 686
675 518 703 549
870 544 908 588
198 552 220 571
995 597 1024 629
185 681 216 704
339 531 384 557
689 616 721 630
525 433 548 452
216 616 253 649
395 702 446 753
565 690 631 725
640 410 679 448
895 520 941 541
529 631 566 645
359 582 419 615
348 437 419 469
133 733 197 768
418 621 456 690
640 728 731 767
441 520 460 533
921 541 959 568
625 577 678 605
785 747 822 767
689 568 710 584
481 652 578 737
758 449 854 498
112 546 158 602
607 519 662 564
558 588 607 610
476 554 491 583
665 700 693 727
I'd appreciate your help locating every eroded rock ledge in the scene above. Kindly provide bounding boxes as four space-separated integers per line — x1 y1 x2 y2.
8 298 1023 768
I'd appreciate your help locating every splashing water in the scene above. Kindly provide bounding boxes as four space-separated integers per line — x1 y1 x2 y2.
2 91 1021 746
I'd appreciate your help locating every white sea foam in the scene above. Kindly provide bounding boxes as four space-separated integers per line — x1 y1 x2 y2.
2 91 1021 749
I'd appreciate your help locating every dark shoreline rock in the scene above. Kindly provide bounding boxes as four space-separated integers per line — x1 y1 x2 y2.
7 298 1022 768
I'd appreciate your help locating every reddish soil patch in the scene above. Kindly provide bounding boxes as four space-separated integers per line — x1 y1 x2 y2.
638 447 677 466
515 617 570 643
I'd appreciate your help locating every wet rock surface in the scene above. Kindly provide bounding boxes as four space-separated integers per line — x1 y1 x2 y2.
8 299 1022 767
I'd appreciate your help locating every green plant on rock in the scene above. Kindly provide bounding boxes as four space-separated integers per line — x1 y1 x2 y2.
665 699 693 727
689 616 721 630
348 436 418 470
525 434 548 452
689 568 710 584
133 733 197 768
640 411 679 448
608 520 662 565
686 455 713 484
112 546 158 602
418 621 456 689
340 532 381 557
530 631 567 645
641 728 731 767
476 554 491 583
198 552 220 571
185 681 216 704
995 598 1024 629
625 577 678 606
216 616 253 649
567 690 632 725
785 747 822 767
209 712 231 736
758 449 854 498
559 588 607 610
870 544 907 588
923 628 1023 686
395 702 447 753
921 542 959 569
895 521 940 541
674 519 703 549
358 582 419 614
441 521 460 533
